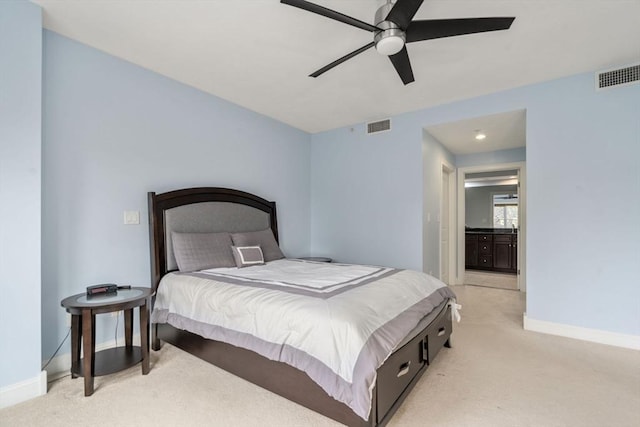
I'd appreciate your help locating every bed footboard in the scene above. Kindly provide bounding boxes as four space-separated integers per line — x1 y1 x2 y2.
375 303 451 425
152 301 452 427
156 323 371 427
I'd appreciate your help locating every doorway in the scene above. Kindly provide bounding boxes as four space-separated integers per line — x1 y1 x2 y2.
457 162 527 291
425 108 527 293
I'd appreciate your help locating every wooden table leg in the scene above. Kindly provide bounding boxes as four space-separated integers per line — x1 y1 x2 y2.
70 314 81 379
152 323 160 351
82 308 95 396
124 308 133 348
140 298 150 375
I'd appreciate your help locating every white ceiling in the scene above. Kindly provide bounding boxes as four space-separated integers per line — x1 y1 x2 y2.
33 0 640 135
426 109 526 155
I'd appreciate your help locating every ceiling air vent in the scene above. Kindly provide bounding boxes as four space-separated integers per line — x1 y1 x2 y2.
367 119 391 134
596 64 639 90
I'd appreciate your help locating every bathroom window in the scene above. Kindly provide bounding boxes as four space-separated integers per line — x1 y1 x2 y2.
493 194 518 228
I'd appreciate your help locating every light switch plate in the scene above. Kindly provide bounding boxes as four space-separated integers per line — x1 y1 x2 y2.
124 211 140 225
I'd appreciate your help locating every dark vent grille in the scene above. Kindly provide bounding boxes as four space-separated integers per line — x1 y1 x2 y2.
597 65 639 89
367 119 391 134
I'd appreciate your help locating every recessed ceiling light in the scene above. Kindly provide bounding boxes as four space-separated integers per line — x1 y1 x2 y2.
475 130 486 141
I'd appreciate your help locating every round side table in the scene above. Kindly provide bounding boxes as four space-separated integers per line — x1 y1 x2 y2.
60 287 153 396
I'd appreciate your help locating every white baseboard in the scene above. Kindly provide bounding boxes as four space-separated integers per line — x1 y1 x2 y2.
2 335 143 409
0 370 47 409
44 333 142 381
523 314 640 350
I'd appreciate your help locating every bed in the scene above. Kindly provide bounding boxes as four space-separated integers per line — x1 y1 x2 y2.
148 187 456 426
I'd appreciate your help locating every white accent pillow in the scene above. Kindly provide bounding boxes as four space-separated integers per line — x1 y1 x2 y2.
231 229 284 261
231 245 265 268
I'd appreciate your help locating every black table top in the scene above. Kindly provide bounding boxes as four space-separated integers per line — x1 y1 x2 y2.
61 286 152 309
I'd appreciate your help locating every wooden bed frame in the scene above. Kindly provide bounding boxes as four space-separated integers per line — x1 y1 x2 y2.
148 187 452 427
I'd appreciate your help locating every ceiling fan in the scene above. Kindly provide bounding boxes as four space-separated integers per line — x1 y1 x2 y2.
281 0 515 85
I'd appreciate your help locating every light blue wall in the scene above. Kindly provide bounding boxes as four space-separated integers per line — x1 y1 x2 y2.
421 130 455 276
0 1 42 388
311 72 640 337
309 120 428 269
41 32 311 359
525 73 639 334
456 147 526 167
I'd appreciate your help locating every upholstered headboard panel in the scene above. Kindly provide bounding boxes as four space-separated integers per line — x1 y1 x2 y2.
164 202 270 271
148 187 278 290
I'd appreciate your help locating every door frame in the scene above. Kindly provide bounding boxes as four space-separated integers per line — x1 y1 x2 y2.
456 161 527 291
440 161 456 284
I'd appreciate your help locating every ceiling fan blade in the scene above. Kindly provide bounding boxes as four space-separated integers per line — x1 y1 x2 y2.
406 17 515 43
385 0 424 30
281 0 380 32
310 42 375 78
388 46 415 85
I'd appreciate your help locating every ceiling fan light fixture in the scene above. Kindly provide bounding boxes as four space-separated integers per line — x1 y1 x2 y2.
374 22 406 56
375 34 405 55
374 1 406 57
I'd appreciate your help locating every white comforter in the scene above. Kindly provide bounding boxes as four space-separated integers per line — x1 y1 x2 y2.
152 259 455 420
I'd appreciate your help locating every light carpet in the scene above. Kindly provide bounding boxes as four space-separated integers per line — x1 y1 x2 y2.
2 285 639 426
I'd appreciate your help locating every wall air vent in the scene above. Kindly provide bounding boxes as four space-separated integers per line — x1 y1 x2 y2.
367 119 391 134
596 64 639 90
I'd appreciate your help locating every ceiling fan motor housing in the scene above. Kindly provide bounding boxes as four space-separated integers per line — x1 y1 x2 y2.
374 2 406 56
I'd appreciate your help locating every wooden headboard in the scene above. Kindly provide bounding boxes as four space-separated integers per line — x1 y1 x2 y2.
147 187 278 291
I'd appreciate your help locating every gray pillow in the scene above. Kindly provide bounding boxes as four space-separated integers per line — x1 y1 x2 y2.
231 229 284 262
231 245 265 268
171 231 236 271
